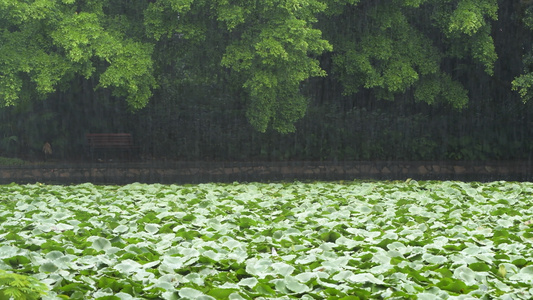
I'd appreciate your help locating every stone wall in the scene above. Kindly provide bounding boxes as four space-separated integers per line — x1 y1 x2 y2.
0 161 531 184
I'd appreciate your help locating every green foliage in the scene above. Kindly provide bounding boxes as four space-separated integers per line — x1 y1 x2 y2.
0 270 48 300
325 0 495 107
0 0 531 136
0 156 26 166
446 0 498 35
1 182 533 298
0 0 156 109
218 0 332 132
513 72 533 102
512 4 533 103
431 0 498 74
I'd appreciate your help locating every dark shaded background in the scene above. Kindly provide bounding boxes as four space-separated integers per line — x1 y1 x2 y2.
1 0 532 164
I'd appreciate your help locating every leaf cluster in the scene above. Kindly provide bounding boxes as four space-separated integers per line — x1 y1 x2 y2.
217 0 332 132
0 0 156 109
324 0 498 107
0 270 48 300
1 181 533 298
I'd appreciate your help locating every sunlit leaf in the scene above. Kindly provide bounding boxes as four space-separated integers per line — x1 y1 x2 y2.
91 237 112 251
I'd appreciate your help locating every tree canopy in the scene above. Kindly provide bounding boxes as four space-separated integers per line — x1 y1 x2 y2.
0 0 527 133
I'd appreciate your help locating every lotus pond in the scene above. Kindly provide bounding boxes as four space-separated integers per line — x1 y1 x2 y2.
0 180 533 299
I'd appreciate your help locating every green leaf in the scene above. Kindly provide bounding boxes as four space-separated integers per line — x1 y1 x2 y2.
38 262 58 273
469 262 490 272
436 278 468 293
178 287 214 299
207 288 237 298
511 258 528 268
254 282 276 296
453 266 478 286
509 266 533 283
285 275 311 293
91 237 112 251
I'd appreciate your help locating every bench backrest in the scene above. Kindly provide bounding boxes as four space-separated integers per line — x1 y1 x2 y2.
86 133 134 148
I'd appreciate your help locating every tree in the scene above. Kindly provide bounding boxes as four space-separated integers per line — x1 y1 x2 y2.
512 1 533 102
144 0 333 132
0 0 527 134
319 0 498 108
0 0 156 108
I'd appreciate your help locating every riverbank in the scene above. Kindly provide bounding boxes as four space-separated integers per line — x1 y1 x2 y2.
0 160 531 184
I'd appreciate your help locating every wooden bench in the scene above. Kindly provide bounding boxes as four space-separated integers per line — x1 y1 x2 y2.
86 133 137 161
